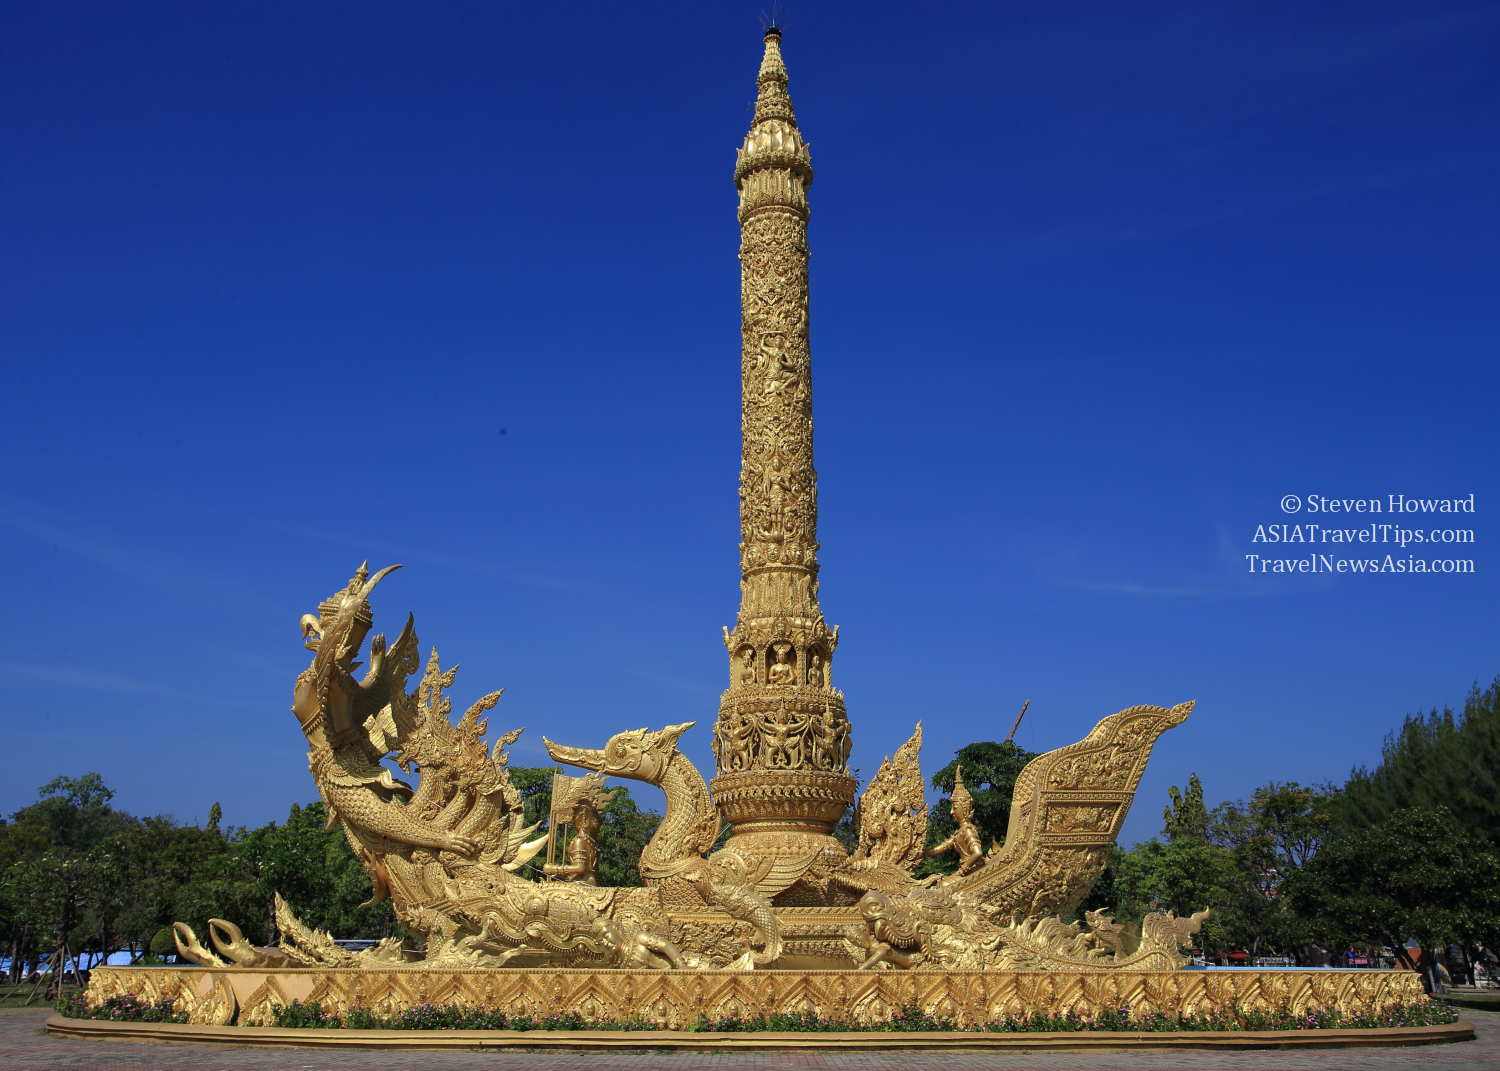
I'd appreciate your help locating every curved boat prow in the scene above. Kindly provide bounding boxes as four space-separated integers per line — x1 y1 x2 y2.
948 701 1194 919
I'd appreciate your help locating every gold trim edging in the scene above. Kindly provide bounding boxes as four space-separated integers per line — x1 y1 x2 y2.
85 965 1428 1031
45 1014 1475 1051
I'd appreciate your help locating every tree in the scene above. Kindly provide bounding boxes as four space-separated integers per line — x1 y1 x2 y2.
0 813 49 982
237 801 394 941
1341 676 1500 845
1163 774 1209 843
1087 774 1284 961
921 741 1037 876
1200 781 1340 963
507 766 561 840
1285 807 1500 991
2 774 125 988
594 789 660 888
109 814 188 960
20 774 117 853
1111 837 1238 923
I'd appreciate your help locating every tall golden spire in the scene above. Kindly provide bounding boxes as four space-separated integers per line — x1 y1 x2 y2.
712 28 856 875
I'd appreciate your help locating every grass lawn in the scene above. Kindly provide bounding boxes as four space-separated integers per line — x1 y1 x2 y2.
1438 991 1500 1015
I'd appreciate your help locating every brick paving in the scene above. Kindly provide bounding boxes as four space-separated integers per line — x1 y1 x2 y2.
1 1008 1495 1071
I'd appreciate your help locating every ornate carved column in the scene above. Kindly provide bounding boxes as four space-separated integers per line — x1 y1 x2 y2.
711 28 856 870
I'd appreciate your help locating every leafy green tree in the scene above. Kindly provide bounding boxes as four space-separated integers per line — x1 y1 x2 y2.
1088 774 1289 960
0 813 50 981
3 775 125 982
1201 781 1341 963
1285 806 1500 991
109 815 189 960
507 766 561 837
1341 676 1500 845
1163 774 1209 843
237 801 394 941
594 789 660 888
1111 838 1237 923
18 774 118 853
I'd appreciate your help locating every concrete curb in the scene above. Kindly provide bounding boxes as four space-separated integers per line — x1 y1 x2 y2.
45 1013 1476 1051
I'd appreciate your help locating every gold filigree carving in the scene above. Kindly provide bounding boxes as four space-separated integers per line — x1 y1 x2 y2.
88 960 1422 1030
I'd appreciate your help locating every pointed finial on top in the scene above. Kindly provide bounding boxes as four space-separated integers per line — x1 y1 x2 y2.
753 26 795 126
759 26 786 82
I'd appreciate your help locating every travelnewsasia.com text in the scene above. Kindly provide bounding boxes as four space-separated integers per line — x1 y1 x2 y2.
1244 554 1473 574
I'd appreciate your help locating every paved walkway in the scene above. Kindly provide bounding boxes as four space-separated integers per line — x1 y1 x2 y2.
1 1008 1495 1071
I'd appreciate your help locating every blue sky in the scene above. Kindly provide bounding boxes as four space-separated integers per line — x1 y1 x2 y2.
2 2 1496 849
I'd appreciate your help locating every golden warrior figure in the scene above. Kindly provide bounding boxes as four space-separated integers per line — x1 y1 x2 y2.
543 773 617 885
924 765 986 876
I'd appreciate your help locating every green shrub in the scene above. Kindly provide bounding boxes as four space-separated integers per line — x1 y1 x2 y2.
263 1001 656 1031
268 1000 342 1029
690 1005 955 1033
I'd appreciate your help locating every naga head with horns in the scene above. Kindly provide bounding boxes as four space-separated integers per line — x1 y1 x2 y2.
292 561 413 751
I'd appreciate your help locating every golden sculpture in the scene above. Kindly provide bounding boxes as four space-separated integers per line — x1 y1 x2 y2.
713 27 857 901
213 30 1198 978
924 766 986 876
84 28 1419 1030
256 553 1197 976
542 772 617 885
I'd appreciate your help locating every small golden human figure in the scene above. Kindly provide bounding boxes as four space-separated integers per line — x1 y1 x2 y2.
923 764 986 875
739 646 757 686
768 643 795 685
544 775 617 885
807 653 823 688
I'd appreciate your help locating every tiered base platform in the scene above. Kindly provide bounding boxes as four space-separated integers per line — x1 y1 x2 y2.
81 964 1427 1030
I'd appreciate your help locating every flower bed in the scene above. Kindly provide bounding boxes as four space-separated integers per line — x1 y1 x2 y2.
259 1000 658 1031
57 993 1458 1034
56 991 188 1024
691 1002 1459 1033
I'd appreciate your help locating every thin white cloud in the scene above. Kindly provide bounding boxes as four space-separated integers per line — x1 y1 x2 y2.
0 495 279 613
0 660 266 713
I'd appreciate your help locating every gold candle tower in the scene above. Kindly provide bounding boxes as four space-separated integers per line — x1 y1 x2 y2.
712 28 857 879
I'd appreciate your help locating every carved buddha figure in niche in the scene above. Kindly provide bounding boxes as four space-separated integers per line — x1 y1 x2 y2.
768 643 795 685
738 647 757 687
807 653 823 689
